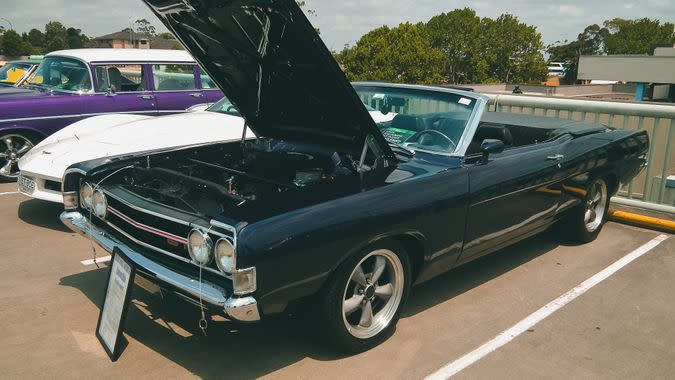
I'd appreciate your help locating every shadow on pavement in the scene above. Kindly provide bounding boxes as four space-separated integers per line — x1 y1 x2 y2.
18 199 71 233
59 268 344 379
58 229 566 378
404 229 562 317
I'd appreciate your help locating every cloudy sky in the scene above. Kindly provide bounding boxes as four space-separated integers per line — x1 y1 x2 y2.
2 0 673 50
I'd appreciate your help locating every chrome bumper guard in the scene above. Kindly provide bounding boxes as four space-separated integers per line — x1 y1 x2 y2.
60 211 260 322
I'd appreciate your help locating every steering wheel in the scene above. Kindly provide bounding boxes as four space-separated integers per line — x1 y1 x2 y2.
404 129 457 151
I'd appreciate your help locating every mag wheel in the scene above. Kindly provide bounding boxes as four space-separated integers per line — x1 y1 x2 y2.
321 242 410 352
0 134 34 181
568 178 609 243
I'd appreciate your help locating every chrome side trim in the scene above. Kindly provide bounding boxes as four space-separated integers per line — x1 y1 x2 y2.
60 211 259 321
0 110 160 124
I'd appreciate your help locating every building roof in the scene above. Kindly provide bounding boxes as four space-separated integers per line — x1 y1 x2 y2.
45 48 195 63
92 31 149 41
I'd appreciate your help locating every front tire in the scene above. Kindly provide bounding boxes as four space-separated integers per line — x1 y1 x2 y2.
568 178 610 243
320 241 411 353
0 133 35 181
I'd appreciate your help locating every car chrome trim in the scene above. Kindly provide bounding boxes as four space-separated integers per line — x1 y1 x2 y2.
223 296 260 322
108 206 188 244
100 210 229 278
0 110 160 124
60 211 259 321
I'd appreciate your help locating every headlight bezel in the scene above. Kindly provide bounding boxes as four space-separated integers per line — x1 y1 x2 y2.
187 228 214 267
214 237 236 273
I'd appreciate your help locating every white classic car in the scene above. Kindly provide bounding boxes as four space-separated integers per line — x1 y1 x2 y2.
18 97 394 203
18 98 248 203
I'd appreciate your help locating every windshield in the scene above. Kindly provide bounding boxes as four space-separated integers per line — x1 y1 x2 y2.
0 62 31 84
207 97 242 117
25 56 91 92
354 86 477 154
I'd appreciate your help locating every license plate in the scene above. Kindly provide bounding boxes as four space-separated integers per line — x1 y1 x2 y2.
18 175 36 194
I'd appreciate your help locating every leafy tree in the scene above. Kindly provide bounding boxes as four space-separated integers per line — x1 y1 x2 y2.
158 32 174 39
480 14 548 83
26 28 44 47
1 30 26 56
603 18 674 55
66 27 88 49
427 9 546 84
427 8 485 84
134 18 156 36
44 21 68 52
338 23 446 84
547 24 605 83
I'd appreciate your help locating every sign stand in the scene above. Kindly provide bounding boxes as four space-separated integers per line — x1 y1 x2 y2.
96 248 135 362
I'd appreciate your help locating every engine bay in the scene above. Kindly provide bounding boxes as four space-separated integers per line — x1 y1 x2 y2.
117 139 361 216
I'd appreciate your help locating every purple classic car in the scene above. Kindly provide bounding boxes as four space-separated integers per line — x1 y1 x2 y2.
0 48 223 180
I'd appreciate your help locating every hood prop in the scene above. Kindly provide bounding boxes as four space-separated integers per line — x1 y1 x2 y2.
358 134 387 173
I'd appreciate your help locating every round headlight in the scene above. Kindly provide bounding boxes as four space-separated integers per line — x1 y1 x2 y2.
187 229 213 266
80 183 94 210
92 189 107 219
215 238 235 273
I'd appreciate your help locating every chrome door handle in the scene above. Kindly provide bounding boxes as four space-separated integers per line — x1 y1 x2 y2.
190 92 204 98
138 95 154 100
546 154 564 161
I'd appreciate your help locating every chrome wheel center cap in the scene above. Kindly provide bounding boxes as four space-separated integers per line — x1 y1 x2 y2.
364 284 376 299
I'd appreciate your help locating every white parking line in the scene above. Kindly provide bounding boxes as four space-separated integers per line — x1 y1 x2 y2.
80 256 112 266
426 234 669 380
0 191 19 196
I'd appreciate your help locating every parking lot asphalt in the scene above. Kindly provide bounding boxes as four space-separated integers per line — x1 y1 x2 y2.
0 181 672 379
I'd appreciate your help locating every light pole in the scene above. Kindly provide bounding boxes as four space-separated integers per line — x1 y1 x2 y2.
0 17 13 31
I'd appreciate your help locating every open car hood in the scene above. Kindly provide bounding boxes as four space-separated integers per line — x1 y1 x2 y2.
142 0 393 158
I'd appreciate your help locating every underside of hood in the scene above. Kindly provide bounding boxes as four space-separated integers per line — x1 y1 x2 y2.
141 0 393 158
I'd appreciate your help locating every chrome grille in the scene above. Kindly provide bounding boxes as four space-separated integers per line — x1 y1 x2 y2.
100 188 234 277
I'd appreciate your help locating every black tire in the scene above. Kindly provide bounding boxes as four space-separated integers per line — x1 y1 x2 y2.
319 240 411 353
567 178 610 243
0 133 36 182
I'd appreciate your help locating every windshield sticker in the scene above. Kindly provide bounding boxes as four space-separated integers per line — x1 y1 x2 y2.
372 93 385 100
382 128 417 144
458 98 472 106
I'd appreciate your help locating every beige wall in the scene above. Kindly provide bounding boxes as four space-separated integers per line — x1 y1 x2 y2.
578 56 675 83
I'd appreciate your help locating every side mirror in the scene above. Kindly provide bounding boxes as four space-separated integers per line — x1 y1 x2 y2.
480 139 505 164
105 84 116 96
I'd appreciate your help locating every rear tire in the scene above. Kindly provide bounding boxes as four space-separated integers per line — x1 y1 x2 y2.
0 133 35 182
319 241 411 353
567 178 610 243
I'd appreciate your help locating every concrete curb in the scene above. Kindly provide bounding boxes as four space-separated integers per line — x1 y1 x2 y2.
608 209 675 234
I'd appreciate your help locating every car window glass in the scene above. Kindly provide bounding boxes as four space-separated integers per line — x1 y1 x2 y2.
355 86 477 154
0 63 30 83
153 64 197 91
206 97 241 117
27 57 91 92
95 64 146 92
199 69 216 89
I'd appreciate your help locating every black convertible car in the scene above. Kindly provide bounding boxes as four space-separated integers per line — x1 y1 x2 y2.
60 0 648 352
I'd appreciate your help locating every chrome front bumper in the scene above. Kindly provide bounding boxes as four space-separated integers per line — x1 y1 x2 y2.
60 211 260 322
